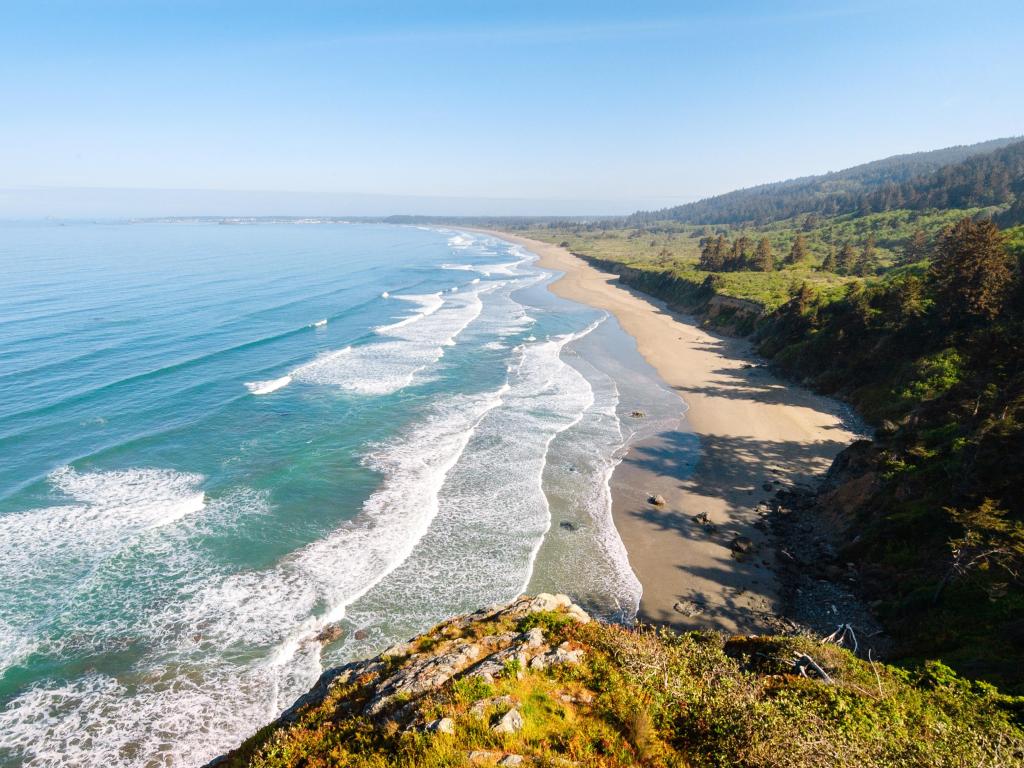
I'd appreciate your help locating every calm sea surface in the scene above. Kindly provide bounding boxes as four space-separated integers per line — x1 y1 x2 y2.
0 221 679 767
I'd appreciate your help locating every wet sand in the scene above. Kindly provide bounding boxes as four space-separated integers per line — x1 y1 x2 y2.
484 230 858 633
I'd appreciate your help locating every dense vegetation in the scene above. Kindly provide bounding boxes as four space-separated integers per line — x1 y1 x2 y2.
218 600 1024 768
508 137 1024 693
629 137 1022 225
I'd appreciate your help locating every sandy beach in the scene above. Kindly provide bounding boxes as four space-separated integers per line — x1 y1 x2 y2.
486 231 859 634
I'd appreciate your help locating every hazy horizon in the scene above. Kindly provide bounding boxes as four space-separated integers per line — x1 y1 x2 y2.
3 0 1023 218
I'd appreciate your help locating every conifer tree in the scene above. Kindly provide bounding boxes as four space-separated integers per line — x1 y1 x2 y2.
855 234 877 276
901 228 929 265
837 242 857 274
786 233 807 265
820 247 837 272
753 237 774 271
930 217 1012 323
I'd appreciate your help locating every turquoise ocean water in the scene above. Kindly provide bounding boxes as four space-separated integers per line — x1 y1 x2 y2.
0 222 680 767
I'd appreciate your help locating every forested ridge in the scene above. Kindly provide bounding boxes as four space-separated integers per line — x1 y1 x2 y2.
629 136 1023 226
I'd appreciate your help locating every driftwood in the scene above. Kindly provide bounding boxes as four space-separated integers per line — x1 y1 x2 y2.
792 653 834 684
822 623 858 654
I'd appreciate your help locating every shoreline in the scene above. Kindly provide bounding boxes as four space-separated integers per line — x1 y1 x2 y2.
479 229 859 634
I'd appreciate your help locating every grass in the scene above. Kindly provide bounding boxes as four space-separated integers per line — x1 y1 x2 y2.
220 609 1024 768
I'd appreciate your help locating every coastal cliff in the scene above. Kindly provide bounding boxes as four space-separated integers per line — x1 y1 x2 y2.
207 594 1022 768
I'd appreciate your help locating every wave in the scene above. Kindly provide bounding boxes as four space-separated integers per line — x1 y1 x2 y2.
0 467 207 676
325 320 607 657
286 286 490 396
311 319 327 328
0 385 515 767
244 375 294 395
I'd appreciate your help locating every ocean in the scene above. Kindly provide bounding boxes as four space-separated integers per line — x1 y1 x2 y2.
0 221 680 767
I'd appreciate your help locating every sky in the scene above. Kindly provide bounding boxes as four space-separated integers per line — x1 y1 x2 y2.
1 0 1022 217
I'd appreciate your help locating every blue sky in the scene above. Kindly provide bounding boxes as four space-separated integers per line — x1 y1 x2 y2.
1 0 1022 216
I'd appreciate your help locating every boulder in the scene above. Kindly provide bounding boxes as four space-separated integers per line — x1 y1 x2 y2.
498 756 525 766
648 494 667 506
492 707 524 734
530 641 585 670
730 535 754 554
315 624 344 643
426 717 455 734
469 695 515 719
673 599 705 617
467 751 504 765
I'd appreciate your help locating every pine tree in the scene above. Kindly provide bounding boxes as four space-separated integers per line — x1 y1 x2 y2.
836 242 857 274
753 237 774 271
929 217 1012 323
820 247 837 272
901 228 929 265
786 234 807 265
854 234 877 276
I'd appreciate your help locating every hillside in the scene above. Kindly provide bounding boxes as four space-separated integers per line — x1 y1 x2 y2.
630 137 1022 225
494 134 1024 692
208 595 1023 768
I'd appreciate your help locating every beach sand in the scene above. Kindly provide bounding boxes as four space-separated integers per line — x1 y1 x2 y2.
485 231 859 634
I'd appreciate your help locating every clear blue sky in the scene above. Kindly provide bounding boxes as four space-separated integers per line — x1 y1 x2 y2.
2 0 1022 216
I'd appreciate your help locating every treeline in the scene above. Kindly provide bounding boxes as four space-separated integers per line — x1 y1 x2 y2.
859 139 1024 216
756 217 1024 688
632 137 1023 226
699 229 887 276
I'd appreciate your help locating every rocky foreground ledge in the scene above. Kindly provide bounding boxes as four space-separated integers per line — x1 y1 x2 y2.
208 593 1022 768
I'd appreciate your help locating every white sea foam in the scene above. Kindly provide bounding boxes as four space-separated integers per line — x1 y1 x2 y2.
290 287 489 395
381 291 389 298
0 382 521 767
329 321 605 653
311 318 328 328
0 467 206 675
245 374 293 395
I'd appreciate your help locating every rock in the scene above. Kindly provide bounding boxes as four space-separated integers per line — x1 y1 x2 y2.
498 756 525 766
468 751 504 765
381 640 415 659
426 717 455 734
469 695 514 719
559 520 578 532
315 624 344 643
366 639 484 715
530 641 585 670
630 410 646 418
353 628 369 641
466 628 546 682
565 604 591 624
648 494 666 506
762 482 774 491
673 599 705 617
492 707 524 734
730 535 754 554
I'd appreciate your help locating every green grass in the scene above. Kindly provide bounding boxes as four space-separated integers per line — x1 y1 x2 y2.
220 610 1024 768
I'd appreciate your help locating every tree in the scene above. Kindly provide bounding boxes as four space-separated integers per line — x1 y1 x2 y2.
934 499 1024 603
929 217 1012 323
699 234 731 271
901 228 929 265
820 247 837 272
854 234 877 276
836 242 857 274
786 233 807 265
753 237 774 271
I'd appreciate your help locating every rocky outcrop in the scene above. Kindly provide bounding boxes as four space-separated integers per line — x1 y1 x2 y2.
204 594 591 768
